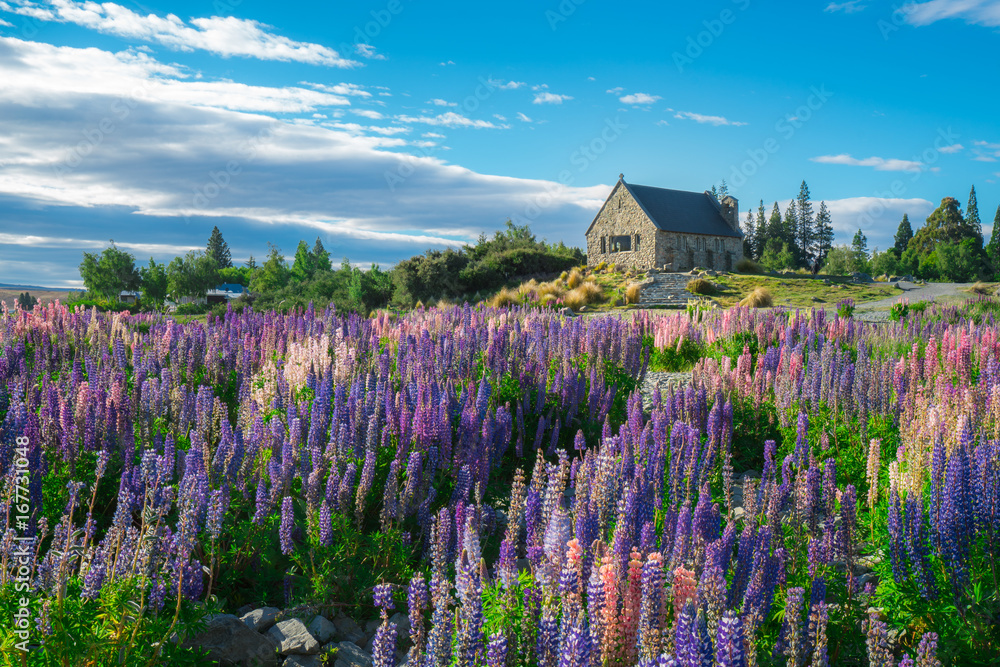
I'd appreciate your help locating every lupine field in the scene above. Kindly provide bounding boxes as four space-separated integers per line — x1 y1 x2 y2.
3 297 1000 665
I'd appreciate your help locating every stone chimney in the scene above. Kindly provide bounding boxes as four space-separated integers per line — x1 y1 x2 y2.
719 195 740 234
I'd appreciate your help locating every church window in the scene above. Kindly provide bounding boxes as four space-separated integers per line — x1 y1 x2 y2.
601 236 606 253
610 235 632 252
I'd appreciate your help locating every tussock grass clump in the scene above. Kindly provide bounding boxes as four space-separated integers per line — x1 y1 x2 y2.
736 258 763 274
559 271 569 282
563 282 604 311
971 281 991 295
625 282 643 305
686 278 716 295
489 287 519 308
740 287 773 308
566 269 584 289
538 281 565 300
594 261 607 272
539 294 557 308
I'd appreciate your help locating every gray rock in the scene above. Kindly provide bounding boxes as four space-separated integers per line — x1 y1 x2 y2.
335 641 373 667
267 618 320 655
388 612 411 640
183 615 279 667
333 616 366 645
308 615 337 644
516 557 531 573
237 604 256 617
284 656 322 667
242 607 281 633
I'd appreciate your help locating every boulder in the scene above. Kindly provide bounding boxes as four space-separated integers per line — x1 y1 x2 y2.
388 613 411 640
284 656 322 667
333 616 366 645
241 607 281 633
851 272 873 283
267 618 320 655
183 615 279 667
308 615 338 644
334 641 373 667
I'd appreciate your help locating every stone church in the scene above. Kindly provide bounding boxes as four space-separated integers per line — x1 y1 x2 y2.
586 175 744 272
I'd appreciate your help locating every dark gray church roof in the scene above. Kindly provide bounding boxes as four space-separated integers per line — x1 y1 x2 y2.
622 182 743 238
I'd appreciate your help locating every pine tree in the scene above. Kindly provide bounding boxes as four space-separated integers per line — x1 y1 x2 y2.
988 205 1000 279
796 180 814 266
966 185 982 239
815 201 834 263
743 210 756 258
783 200 801 260
893 214 913 256
710 185 719 202
206 226 232 268
312 237 332 272
767 202 782 240
718 180 730 201
755 200 766 260
852 228 869 272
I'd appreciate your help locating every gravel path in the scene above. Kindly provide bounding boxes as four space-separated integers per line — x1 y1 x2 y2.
641 371 692 410
854 281 970 310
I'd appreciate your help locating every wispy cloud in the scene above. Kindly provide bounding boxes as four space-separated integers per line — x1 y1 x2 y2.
673 111 747 126
428 98 457 107
0 0 358 66
973 140 1000 161
487 78 525 90
516 112 532 122
396 111 507 129
619 93 661 105
902 0 1000 27
354 43 386 60
938 143 964 153
824 0 867 13
0 16 13 26
606 87 624 95
352 109 384 119
533 92 572 105
810 153 924 172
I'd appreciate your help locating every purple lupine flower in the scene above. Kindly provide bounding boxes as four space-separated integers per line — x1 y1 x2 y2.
279 496 294 555
914 632 940 667
674 602 699 667
487 631 508 667
319 500 333 547
807 603 829 667
374 583 395 615
408 574 430 661
206 487 227 542
715 611 744 667
638 552 664 659
781 587 805 666
864 613 892 667
371 621 398 667
887 485 906 583
904 496 936 600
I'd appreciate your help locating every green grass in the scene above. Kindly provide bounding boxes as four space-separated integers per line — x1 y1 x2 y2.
709 274 900 308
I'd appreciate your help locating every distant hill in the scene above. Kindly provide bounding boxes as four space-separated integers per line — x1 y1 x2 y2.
0 283 72 292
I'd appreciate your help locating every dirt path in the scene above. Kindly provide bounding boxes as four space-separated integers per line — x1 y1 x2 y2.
854 281 972 310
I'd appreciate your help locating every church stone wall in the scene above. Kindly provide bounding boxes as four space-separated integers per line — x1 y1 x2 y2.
586 184 744 272
585 185 659 270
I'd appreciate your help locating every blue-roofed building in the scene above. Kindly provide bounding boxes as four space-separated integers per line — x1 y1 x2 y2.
206 283 246 304
586 175 744 272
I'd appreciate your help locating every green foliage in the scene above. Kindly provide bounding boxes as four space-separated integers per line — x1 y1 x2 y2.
78 243 141 301
167 251 220 300
937 238 990 282
894 214 914 256
139 257 168 307
250 243 291 294
870 249 900 278
823 245 858 276
760 238 797 272
646 335 703 371
890 300 910 321
851 228 869 272
906 196 990 281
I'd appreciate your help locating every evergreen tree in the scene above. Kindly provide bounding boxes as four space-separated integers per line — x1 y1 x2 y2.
893 214 913 256
966 185 982 239
291 240 317 283
767 202 782 240
312 237 332 273
718 180 730 201
245 256 257 271
796 180 814 266
710 185 719 201
988 205 1000 279
814 201 834 263
743 211 756 258
782 201 801 261
851 228 869 272
909 197 968 255
755 200 766 260
206 226 232 268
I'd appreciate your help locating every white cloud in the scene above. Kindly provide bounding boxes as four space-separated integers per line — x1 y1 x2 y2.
810 154 925 172
938 143 964 153
673 111 747 126
439 60 455 66
516 112 532 122
355 43 386 60
303 82 372 97
422 132 445 139
0 16 13 26
396 111 507 129
973 155 998 162
973 140 1000 161
655 120 669 126
493 113 506 121
352 109 384 119
902 0 1000 27
619 92 661 105
0 0 357 66
428 98 457 107
823 197 935 244
606 87 624 95
531 84 549 91
824 0 867 13
533 92 572 105
488 78 525 90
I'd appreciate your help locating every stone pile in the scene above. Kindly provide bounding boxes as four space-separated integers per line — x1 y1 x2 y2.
183 606 411 667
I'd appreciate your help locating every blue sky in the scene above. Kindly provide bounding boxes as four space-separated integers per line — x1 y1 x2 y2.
1 0 998 287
